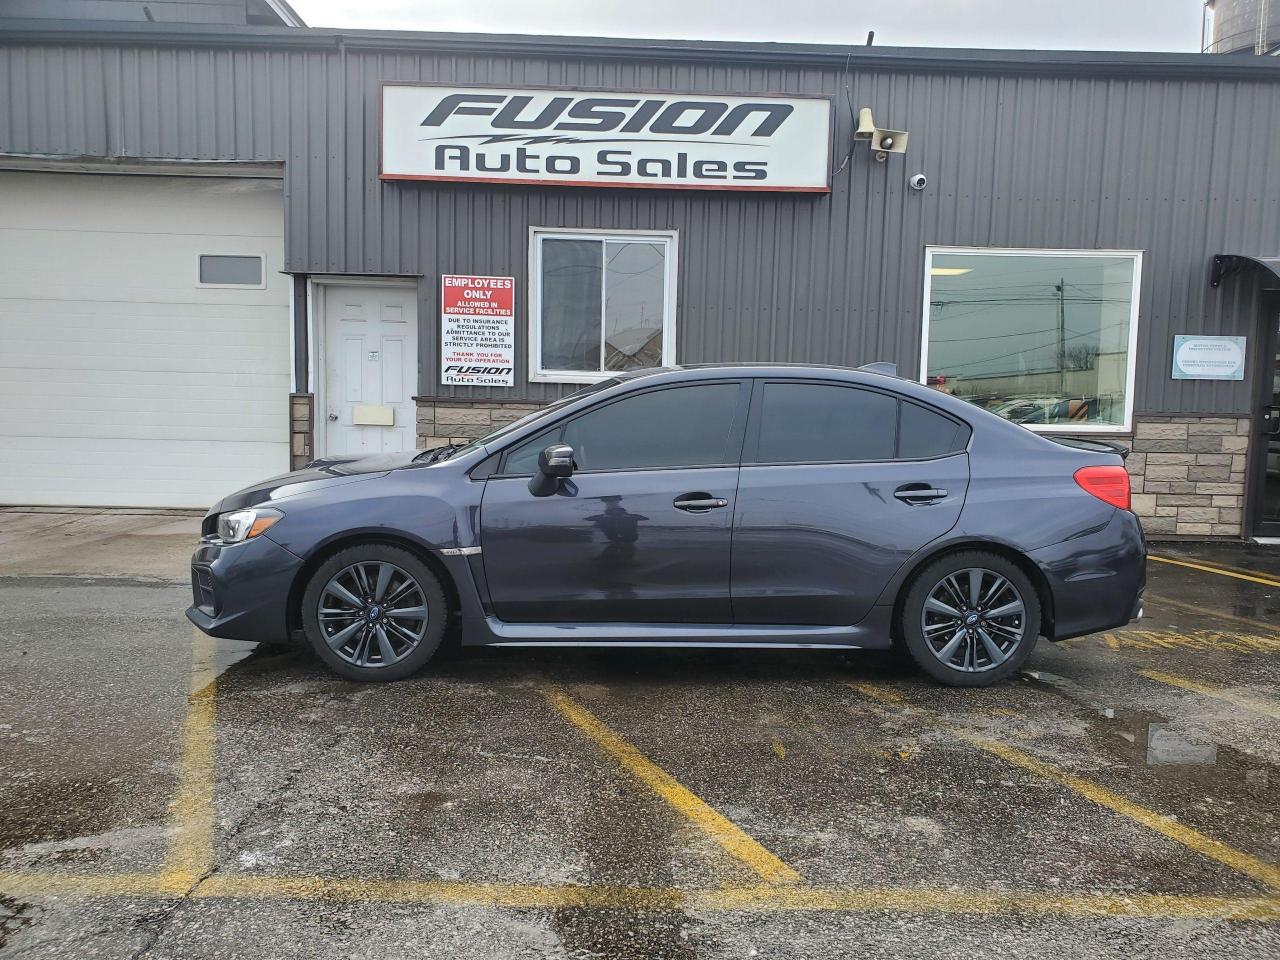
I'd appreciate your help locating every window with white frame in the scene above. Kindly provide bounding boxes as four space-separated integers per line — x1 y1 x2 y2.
921 248 1143 432
531 229 677 383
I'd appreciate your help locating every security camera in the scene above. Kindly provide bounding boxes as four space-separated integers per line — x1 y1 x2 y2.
908 173 927 191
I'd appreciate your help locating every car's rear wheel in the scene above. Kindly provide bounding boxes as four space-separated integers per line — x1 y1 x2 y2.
301 544 447 682
900 551 1041 687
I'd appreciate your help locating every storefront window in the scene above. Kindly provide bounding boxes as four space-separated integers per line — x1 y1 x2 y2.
922 248 1142 432
532 230 676 383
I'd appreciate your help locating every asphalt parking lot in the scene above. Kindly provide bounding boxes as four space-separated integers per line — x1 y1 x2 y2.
0 517 1277 958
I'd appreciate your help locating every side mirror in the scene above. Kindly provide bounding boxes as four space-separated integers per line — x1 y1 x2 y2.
539 443 575 478
528 443 574 497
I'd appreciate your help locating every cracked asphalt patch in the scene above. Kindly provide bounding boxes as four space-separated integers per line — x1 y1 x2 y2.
0 547 1278 959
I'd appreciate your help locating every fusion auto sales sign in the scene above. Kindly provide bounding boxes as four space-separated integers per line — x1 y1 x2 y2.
381 84 832 192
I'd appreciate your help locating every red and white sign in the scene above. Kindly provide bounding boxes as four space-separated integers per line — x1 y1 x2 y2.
440 274 516 387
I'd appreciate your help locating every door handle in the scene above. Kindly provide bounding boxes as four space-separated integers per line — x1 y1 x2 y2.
894 486 948 504
328 413 339 422
674 493 729 512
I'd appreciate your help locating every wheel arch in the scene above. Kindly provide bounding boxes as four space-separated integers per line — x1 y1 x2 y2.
285 532 462 638
889 540 1055 642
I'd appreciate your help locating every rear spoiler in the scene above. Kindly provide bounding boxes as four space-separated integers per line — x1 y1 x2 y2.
1046 435 1130 460
856 361 898 377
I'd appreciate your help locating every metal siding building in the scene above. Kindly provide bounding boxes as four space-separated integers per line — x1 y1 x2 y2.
1 20 1278 536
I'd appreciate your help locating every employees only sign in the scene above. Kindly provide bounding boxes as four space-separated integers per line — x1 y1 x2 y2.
440 274 515 387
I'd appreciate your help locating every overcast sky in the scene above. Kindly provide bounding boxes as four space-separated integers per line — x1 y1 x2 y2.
289 0 1206 52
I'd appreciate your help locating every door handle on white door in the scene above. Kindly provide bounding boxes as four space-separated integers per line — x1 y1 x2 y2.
328 413 338 422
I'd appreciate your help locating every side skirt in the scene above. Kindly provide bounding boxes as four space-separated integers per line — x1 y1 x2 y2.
488 641 867 650
461 605 897 650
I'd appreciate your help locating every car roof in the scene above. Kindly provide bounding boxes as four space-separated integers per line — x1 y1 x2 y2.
596 363 1047 440
473 361 1056 461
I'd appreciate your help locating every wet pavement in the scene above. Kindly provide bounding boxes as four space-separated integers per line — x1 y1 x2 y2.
0 545 1277 958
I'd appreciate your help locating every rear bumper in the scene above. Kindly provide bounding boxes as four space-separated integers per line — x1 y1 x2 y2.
1030 509 1146 642
186 534 302 644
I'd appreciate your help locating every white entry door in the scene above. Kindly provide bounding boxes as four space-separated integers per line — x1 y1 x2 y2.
322 284 419 456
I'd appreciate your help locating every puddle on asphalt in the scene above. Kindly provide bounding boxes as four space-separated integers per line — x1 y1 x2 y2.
1144 722 1218 766
551 908 702 960
1024 677 1276 800
0 773 124 853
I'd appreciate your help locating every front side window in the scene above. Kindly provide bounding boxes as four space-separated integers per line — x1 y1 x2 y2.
532 230 676 383
502 383 741 474
922 248 1142 432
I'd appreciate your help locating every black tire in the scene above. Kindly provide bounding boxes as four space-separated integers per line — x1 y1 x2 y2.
301 544 448 682
899 551 1041 687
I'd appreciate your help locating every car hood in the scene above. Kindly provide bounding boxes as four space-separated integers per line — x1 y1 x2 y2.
205 451 422 515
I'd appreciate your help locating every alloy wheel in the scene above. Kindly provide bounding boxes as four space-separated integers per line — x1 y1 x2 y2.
919 567 1026 673
317 561 429 668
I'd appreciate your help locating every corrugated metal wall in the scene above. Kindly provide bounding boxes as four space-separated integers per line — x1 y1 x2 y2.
2 38 1278 414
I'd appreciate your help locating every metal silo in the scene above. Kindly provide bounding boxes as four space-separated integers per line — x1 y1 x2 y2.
1203 0 1280 54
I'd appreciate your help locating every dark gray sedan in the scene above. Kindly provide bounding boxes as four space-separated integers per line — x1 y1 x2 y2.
188 364 1145 687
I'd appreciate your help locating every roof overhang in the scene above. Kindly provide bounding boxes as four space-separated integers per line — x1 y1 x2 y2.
2 20 1280 80
1210 254 1280 288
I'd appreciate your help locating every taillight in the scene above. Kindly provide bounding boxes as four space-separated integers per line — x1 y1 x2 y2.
1074 465 1131 510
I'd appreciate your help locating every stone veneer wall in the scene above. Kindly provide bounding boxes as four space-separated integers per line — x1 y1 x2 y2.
289 393 314 470
411 400 1252 540
415 398 544 449
1125 415 1250 538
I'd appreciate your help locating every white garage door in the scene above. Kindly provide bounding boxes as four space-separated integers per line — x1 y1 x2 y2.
0 172 290 509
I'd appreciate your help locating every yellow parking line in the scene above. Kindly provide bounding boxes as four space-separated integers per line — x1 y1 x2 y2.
1139 669 1280 721
0 872 171 898
2 870 1277 920
197 875 1280 919
541 685 802 886
965 735 1280 890
160 629 221 887
1145 593 1279 637
1149 555 1280 589
841 685 1280 891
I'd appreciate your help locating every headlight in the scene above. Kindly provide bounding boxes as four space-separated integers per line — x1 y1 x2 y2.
215 507 282 543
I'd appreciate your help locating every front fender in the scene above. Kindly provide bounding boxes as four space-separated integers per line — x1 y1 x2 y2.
262 468 483 561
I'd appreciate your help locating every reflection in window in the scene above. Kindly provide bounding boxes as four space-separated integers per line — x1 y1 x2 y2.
923 250 1141 430
536 232 673 380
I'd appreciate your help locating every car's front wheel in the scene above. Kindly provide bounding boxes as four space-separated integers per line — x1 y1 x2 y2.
301 544 447 682
900 551 1041 687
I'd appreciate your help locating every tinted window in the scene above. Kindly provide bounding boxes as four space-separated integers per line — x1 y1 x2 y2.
503 428 558 475
898 401 968 459
560 383 741 472
755 383 896 463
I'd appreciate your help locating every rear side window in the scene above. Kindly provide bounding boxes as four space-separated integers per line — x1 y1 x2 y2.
751 382 969 464
898 401 969 459
755 383 897 463
501 382 742 474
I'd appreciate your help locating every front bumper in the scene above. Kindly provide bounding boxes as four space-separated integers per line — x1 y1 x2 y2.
186 534 303 644
1030 509 1146 642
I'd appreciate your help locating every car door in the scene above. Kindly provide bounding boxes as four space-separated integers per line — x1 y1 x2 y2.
731 380 971 625
479 380 750 623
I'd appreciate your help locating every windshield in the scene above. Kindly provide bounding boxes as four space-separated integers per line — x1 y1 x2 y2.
440 378 622 461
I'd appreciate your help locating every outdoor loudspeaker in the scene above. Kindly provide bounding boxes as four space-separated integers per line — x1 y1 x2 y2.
871 128 909 155
854 107 877 140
